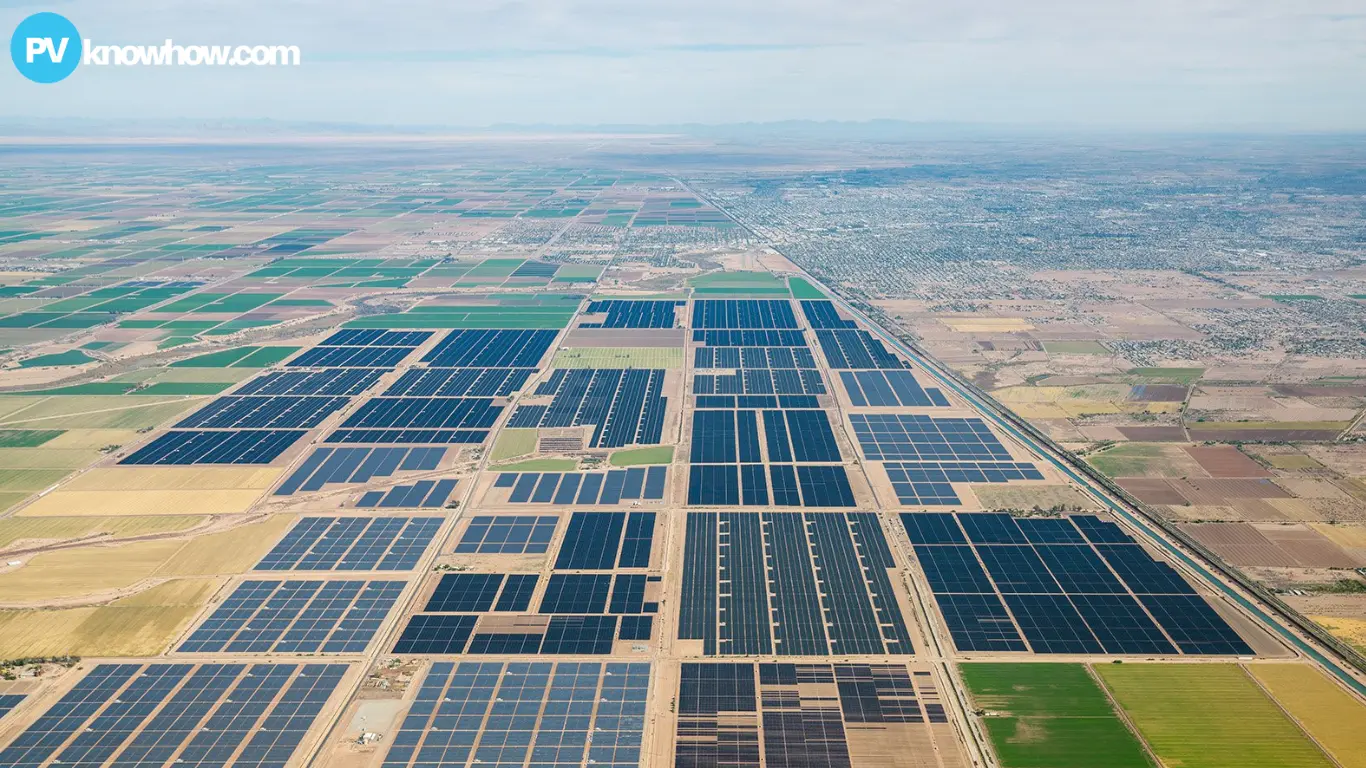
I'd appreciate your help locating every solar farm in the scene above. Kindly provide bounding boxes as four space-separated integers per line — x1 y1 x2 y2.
0 155 1362 768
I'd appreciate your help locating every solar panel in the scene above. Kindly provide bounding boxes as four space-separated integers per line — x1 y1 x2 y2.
121 429 304 465
235 368 384 396
178 579 404 653
1137 594 1253 654
583 299 683 328
508 368 667 448
540 574 612 613
383 367 533 397
288 345 415 368
275 446 446 495
840 369 948 407
256 516 442 570
814 328 906 369
176 395 351 429
0 663 346 768
0 693 23 720
321 329 431 347
693 299 799 329
422 329 558 367
455 515 558 554
933 593 1028 651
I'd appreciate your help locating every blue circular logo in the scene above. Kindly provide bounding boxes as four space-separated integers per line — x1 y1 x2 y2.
10 12 81 83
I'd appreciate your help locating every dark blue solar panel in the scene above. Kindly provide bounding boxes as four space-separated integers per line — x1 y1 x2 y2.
933 593 1027 651
540 574 612 613
583 299 683 328
768 465 801 506
693 330 807 347
121 429 303 465
1137 594 1252 654
321 329 431 347
177 395 350 430
899 513 967 545
340 397 502 430
688 465 739 505
782 410 842 462
959 513 1028 545
539 616 618 654
975 545 1063 593
794 465 856 507
1035 544 1128 593
800 300 857 329
495 574 539 611
1069 594 1179 654
426 573 505 612
392 614 476 654
511 368 667 448
289 345 414 368
235 368 383 396
456 515 557 554
178 580 404 653
0 693 23 720
1001 594 1103 654
693 299 799 329
618 615 653 641
814 329 906 369
913 546 995 593
1095 544 1197 595
556 512 625 569
422 329 558 367
619 512 656 568
1072 515 1133 544
383 367 534 397
851 414 1015 462
256 516 441 570
326 428 489 444
1017 517 1088 544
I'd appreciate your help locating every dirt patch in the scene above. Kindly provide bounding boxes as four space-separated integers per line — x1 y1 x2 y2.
1117 478 1188 505
1129 384 1188 402
1117 426 1186 441
1184 446 1273 478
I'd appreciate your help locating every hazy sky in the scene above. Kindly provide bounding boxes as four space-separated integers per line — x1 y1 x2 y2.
3 0 1365 130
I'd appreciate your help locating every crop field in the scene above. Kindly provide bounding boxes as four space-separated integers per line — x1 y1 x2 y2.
609 445 675 466
551 346 684 368
0 515 202 550
1096 664 1333 768
488 428 537 462
1249 664 1366 768
961 663 1153 768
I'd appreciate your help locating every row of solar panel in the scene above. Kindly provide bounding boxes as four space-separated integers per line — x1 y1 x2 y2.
799 300 858 330
422 572 657 615
339 396 502 431
0 663 346 768
554 511 656 569
122 429 303 465
840 369 948 407
327 428 489 444
455 515 558 554
693 299 799 329
694 368 826 395
177 395 350 430
509 368 667 449
885 461 1044 506
851 413 1015 462
815 329 907 369
493 467 667 505
322 329 431 347
289 345 416 369
393 613 651 655
693 347 817 371
235 368 383 396
383 367 533 397
687 464 857 507
421 328 558 368
257 516 443 571
693 329 807 347
276 446 445 495
902 513 1252 655
694 394 821 409
357 479 458 509
582 299 682 328
381 661 648 768
680 511 911 655
690 408 843 463
179 579 404 654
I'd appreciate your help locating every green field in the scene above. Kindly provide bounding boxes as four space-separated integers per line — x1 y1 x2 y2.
171 346 299 368
689 271 789 296
19 349 98 367
552 347 683 369
1045 340 1109 355
345 308 573 329
961 663 1153 768
0 429 64 448
1096 664 1332 768
489 429 537 462
609 446 674 466
788 277 827 298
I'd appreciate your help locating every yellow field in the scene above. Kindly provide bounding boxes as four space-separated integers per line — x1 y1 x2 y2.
0 396 202 430
63 466 282 491
1310 523 1366 550
0 514 294 601
19 489 268 517
552 347 684 369
940 317 1035 332
0 447 102 469
995 383 1176 419
0 515 202 550
41 429 141 449
1248 664 1366 768
0 492 29 513
0 577 221 657
489 429 537 462
1308 616 1366 653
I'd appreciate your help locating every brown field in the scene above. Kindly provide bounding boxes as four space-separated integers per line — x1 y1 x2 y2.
969 484 1101 512
1117 478 1190 505
1184 445 1273 478
1117 425 1187 441
1310 524 1366 559
1188 427 1344 441
1180 523 1360 567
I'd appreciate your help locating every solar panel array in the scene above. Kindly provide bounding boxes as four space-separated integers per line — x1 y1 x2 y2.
380 661 648 768
680 511 912 655
508 368 667 448
422 329 557 368
356 479 458 508
839 370 948 407
287 329 431 368
694 369 826 395
0 662 346 768
177 395 351 430
456 515 558 554
693 346 818 369
693 299 799 329
121 429 304 465
492 467 667 505
394 511 659 655
235 368 384 396
276 446 445 495
383 366 533 397
814 329 907 370
256 516 443 570
687 408 855 507
178 579 404 653
329 396 501 444
0 694 22 720
902 513 1253 655
582 299 683 328
676 663 949 768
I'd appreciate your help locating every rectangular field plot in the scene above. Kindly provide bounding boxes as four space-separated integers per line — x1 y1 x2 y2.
455 515 558 554
355 479 458 509
380 661 648 768
508 368 666 448
383 367 533 397
902 513 1252 655
234 368 384 396
175 395 350 429
276 446 446 495
1097 664 1334 768
491 467 667 505
676 663 963 768
815 328 908 369
0 662 346 768
581 299 682 328
840 370 948 407
335 397 503 433
680 511 912 655
256 516 443 570
288 345 416 368
693 348 817 371
960 663 1154 768
121 429 304 465
693 368 826 395
421 328 558 367
177 579 404 653
693 299 798 329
